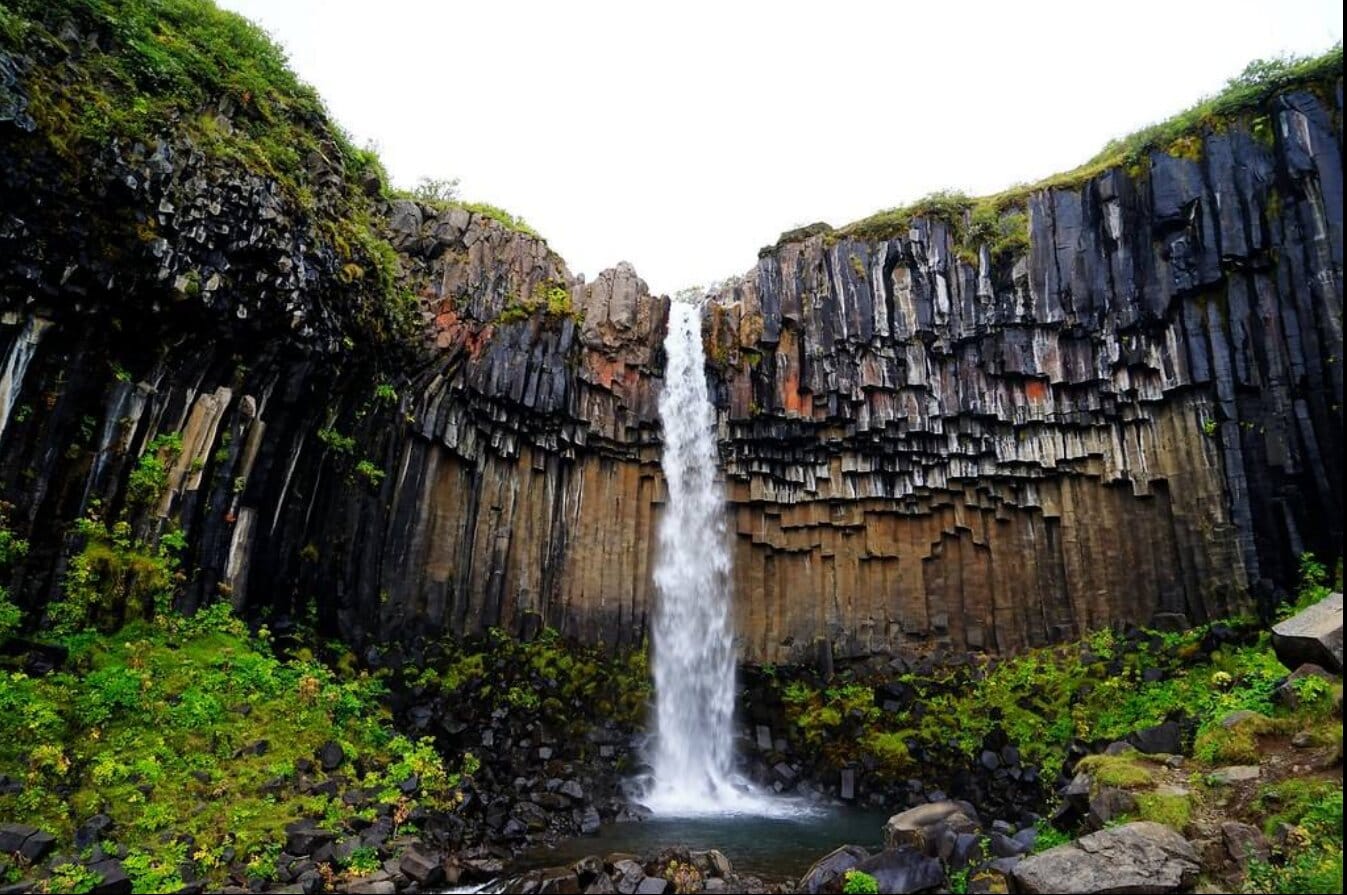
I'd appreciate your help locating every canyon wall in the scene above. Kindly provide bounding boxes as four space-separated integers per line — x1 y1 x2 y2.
1 33 1342 663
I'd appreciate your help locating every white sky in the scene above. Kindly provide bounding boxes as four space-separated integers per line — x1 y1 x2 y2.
219 0 1342 295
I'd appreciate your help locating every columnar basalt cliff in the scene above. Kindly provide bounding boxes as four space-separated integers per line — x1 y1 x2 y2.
702 85 1343 660
1 17 1341 664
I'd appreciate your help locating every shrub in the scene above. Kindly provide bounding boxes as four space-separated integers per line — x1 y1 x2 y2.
842 869 880 894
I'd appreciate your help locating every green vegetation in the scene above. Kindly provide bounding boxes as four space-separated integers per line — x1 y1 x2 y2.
0 514 29 641
494 279 582 326
0 0 415 343
842 869 880 894
0 602 463 890
126 432 183 506
394 176 541 240
49 512 183 634
1245 783 1343 894
808 46 1343 254
407 625 650 740
1075 752 1155 788
770 553 1341 787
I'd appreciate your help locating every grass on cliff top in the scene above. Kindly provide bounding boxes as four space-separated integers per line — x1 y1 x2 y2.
814 44 1343 247
0 0 418 342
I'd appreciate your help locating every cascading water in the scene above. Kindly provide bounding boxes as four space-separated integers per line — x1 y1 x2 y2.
645 299 776 816
0 317 52 440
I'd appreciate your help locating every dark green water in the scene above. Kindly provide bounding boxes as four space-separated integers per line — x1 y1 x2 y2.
517 808 891 880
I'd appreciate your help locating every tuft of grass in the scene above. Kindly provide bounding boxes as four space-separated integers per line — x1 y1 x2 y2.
1134 791 1192 831
794 46 1343 251
1075 753 1155 789
1 0 417 344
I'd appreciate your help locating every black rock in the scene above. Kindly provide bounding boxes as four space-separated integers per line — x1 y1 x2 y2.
979 750 1000 771
400 846 446 885
797 845 869 894
88 859 133 895
319 740 345 771
0 824 37 854
283 821 335 856
851 848 945 894
18 830 54 862
989 832 1027 858
1127 720 1182 755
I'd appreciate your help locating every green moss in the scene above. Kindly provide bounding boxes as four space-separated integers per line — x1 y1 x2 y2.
1075 753 1155 789
2 0 416 344
1133 791 1193 830
48 514 181 634
1193 714 1267 764
126 432 184 506
493 279 582 326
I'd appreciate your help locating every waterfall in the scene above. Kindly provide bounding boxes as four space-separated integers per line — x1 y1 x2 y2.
646 299 773 815
0 317 52 441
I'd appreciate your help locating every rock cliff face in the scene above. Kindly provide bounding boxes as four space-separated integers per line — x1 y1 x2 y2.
703 85 1343 659
1 32 1342 664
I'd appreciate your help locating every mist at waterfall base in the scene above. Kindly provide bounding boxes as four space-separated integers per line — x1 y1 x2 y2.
642 300 790 818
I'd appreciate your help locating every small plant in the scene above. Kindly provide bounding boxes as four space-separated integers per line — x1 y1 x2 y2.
341 846 381 876
126 433 184 505
46 862 103 894
354 460 385 486
317 428 357 454
842 869 880 894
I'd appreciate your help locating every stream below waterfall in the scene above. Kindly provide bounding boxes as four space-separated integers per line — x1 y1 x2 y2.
516 808 892 881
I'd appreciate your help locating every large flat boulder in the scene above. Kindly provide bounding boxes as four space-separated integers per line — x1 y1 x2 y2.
797 844 869 894
1272 592 1343 673
1013 821 1200 894
884 800 980 854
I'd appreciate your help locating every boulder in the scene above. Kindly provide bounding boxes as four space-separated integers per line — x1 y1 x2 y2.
610 858 646 894
283 820 335 855
1128 720 1183 755
1208 765 1260 785
1272 593 1343 672
884 800 980 854
0 823 37 854
88 859 133 895
1087 787 1139 830
1221 821 1270 869
851 848 946 894
797 844 869 893
1013 821 1200 894
1274 663 1337 709
319 740 345 771
399 846 445 885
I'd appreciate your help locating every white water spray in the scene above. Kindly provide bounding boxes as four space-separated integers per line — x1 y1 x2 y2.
0 317 52 440
646 300 776 816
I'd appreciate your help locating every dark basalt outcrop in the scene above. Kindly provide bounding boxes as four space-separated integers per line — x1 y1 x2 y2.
702 85 1343 659
1 21 1342 664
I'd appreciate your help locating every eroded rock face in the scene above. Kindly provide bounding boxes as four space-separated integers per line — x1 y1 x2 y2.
0 50 1342 664
703 87 1343 660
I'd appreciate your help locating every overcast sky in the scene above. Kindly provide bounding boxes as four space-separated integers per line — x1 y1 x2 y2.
219 0 1341 295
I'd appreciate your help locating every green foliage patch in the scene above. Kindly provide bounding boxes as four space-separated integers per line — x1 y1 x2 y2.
0 605 458 890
